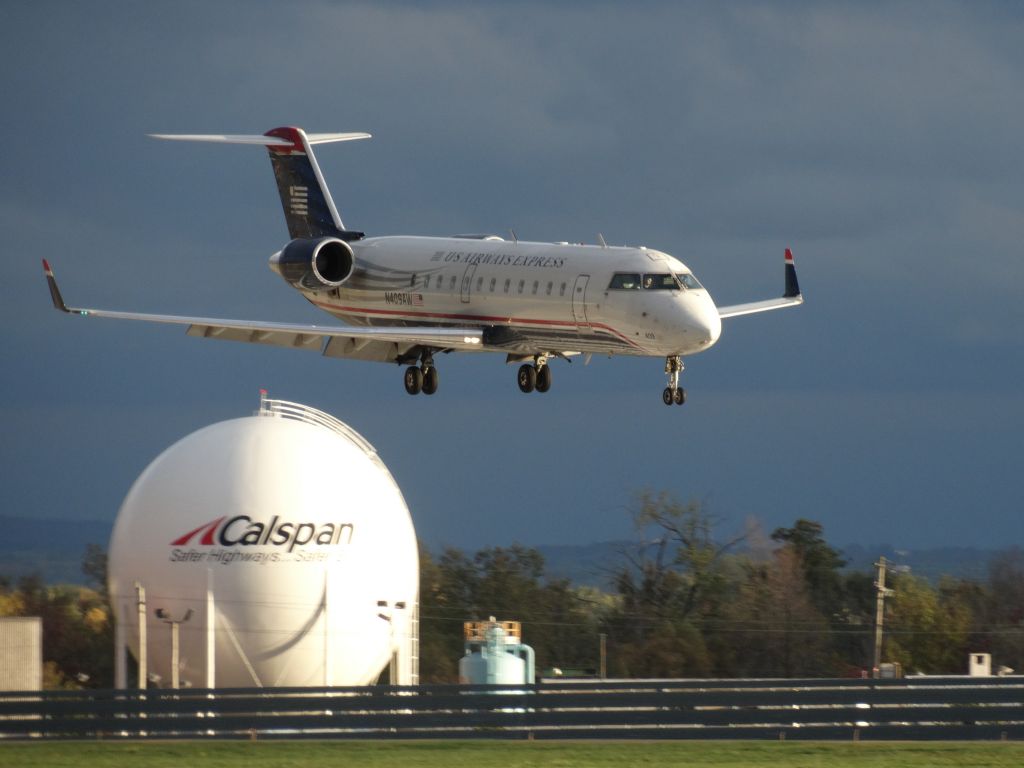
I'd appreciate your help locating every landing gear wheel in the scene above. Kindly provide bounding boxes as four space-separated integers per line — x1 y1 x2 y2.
404 366 423 395
662 387 674 406
421 366 439 395
535 365 552 393
674 387 686 405
517 364 537 393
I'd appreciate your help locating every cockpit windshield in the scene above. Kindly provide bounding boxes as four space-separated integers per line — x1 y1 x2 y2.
608 273 641 290
643 273 682 290
677 273 703 290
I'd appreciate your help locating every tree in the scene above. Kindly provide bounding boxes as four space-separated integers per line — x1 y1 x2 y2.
770 519 846 618
884 572 975 674
7 567 113 688
967 548 1024 672
81 543 109 599
418 543 599 682
603 493 741 678
717 547 833 677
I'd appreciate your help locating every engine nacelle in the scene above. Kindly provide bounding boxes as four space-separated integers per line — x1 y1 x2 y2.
270 237 354 291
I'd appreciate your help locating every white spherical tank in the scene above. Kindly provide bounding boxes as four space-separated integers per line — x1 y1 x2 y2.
108 398 418 688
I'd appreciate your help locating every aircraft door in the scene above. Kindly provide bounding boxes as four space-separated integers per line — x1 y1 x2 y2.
572 274 590 328
460 263 478 303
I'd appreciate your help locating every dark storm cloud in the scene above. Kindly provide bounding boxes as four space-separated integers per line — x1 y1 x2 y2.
2 1 1022 550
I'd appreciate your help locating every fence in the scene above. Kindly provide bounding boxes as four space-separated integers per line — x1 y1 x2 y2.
1 676 1022 741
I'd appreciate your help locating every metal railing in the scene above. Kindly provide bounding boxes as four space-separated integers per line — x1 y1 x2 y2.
1 677 1022 741
256 392 378 458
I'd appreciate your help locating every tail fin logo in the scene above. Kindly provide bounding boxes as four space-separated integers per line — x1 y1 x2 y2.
289 185 309 216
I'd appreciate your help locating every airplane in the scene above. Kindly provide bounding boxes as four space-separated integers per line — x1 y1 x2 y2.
43 126 802 405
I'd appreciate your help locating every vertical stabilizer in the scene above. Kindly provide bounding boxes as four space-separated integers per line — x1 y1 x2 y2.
264 127 356 240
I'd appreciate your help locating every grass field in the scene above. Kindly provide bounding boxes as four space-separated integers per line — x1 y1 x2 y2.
1 741 1023 768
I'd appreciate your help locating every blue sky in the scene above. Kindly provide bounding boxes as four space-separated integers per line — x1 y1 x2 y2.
3 1 1023 552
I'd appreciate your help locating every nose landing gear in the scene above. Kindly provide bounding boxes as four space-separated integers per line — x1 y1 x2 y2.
663 355 686 406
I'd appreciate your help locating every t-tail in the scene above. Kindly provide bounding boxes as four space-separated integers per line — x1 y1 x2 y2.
149 127 370 241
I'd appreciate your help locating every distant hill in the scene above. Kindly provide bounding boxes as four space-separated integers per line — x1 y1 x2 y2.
0 516 112 585
0 515 1005 587
533 541 632 589
536 541 1000 589
840 543 996 583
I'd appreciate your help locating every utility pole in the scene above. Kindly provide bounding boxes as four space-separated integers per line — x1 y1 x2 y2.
873 556 894 677
156 608 194 689
135 582 147 690
599 633 607 679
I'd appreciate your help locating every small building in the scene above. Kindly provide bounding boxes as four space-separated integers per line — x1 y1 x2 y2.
969 652 992 676
0 617 42 691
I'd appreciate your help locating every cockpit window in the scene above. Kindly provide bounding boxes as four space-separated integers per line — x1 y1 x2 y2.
677 273 703 290
643 273 681 290
608 272 641 290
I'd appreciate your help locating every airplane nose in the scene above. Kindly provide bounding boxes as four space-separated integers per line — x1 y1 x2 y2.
693 304 721 348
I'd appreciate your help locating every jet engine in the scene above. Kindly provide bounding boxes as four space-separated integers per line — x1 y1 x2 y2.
270 236 354 291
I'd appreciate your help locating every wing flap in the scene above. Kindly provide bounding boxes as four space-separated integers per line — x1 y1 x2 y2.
186 325 325 350
323 337 421 362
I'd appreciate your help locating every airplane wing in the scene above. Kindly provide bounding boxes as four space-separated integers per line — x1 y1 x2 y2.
42 260 483 359
717 248 803 319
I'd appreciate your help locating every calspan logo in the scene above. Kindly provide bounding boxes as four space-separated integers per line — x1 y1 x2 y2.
171 515 354 553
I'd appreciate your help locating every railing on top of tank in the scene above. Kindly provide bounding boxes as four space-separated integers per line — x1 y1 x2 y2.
256 394 378 457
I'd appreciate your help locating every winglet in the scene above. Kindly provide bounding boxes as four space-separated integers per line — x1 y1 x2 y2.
783 248 801 299
42 259 71 313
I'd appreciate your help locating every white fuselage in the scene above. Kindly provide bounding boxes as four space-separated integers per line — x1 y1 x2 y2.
284 236 722 358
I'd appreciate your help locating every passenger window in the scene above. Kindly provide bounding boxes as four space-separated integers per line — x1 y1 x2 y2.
546 282 553 295
560 282 567 296
476 276 483 291
608 273 641 290
518 279 525 294
489 277 496 292
424 275 431 289
411 273 417 287
504 279 511 293
532 280 539 295
449 275 457 290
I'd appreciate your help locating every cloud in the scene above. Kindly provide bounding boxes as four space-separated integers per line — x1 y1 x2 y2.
3 1 1024 549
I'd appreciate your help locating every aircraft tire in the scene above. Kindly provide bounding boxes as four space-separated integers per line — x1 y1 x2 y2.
535 365 552 393
404 366 423 395
422 366 439 395
662 387 674 405
674 387 686 405
517 364 537 393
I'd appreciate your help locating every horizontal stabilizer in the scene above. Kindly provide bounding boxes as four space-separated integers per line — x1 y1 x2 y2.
151 126 369 239
149 132 371 146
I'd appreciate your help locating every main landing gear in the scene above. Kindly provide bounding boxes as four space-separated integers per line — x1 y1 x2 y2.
404 351 439 396
662 355 686 406
517 356 552 394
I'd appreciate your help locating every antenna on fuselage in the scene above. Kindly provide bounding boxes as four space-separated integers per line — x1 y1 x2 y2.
597 233 608 248
509 228 518 243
